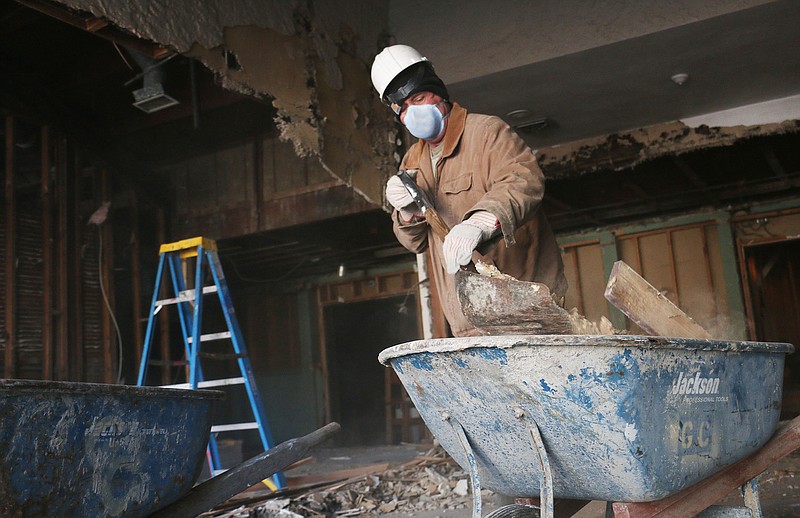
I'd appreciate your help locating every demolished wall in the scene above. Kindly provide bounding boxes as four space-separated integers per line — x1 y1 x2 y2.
57 0 398 205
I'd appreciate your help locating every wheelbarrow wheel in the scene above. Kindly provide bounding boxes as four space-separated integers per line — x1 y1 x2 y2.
484 503 540 518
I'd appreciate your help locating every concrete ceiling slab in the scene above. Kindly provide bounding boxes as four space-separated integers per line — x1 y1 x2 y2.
388 0 800 147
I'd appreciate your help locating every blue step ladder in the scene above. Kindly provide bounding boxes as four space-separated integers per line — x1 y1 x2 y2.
136 236 285 489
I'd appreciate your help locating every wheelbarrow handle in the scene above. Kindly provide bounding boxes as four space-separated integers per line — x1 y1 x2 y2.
149 422 341 518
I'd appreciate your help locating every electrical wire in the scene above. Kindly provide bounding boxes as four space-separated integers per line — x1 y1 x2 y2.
97 229 124 384
222 254 310 284
397 276 428 314
112 42 135 70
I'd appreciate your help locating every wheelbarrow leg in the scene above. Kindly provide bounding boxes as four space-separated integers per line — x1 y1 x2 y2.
528 417 554 518
148 422 340 518
447 415 484 518
612 415 800 517
519 414 591 518
483 411 591 518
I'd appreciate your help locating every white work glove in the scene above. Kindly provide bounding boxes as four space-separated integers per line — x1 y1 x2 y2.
443 211 500 274
385 173 423 222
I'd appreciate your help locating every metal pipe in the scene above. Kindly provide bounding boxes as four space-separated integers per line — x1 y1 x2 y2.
123 52 178 87
416 253 434 339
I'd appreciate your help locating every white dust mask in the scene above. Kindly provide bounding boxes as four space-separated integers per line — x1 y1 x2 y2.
403 103 446 140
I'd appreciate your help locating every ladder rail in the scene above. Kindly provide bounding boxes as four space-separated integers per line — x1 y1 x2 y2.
209 253 273 437
189 247 206 389
207 249 287 488
137 252 168 385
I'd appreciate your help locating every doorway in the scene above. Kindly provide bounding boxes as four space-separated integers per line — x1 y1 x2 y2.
742 238 800 417
323 295 420 445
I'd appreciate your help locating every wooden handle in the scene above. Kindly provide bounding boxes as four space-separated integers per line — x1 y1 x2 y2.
613 416 800 517
425 206 451 240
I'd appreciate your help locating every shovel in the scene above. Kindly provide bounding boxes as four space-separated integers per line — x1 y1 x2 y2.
396 170 575 335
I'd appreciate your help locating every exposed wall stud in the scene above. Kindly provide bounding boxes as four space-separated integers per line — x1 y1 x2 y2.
56 135 69 380
130 190 143 366
41 125 53 380
157 209 171 386
71 153 84 380
100 169 114 383
4 115 16 379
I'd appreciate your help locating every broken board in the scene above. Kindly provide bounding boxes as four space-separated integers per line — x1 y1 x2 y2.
604 260 712 339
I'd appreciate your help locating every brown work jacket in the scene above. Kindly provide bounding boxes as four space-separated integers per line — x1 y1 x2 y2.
393 102 567 336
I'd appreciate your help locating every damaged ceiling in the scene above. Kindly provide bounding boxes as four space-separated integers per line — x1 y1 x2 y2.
1 0 799 282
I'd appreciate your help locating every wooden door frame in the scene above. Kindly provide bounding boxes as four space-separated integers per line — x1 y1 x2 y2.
738 234 800 340
733 208 800 340
315 269 423 424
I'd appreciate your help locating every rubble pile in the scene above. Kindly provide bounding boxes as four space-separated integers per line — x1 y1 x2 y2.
206 445 488 517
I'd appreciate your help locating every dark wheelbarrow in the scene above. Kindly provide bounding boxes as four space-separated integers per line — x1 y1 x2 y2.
0 379 339 517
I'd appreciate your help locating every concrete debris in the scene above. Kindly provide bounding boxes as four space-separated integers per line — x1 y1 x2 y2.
204 444 486 517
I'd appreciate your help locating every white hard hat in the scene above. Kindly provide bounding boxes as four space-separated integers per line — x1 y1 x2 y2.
371 45 449 114
371 44 428 99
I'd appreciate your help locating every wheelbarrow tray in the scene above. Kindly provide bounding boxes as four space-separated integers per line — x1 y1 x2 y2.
378 335 793 502
0 379 223 517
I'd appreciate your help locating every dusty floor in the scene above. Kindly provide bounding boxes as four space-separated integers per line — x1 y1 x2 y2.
274 434 800 517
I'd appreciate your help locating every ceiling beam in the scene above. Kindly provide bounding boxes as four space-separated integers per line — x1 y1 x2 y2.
672 155 708 189
760 145 787 178
15 0 171 58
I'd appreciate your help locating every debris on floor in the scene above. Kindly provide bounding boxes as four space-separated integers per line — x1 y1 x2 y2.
200 444 487 517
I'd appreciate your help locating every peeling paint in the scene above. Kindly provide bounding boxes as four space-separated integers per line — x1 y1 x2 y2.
380 335 792 501
59 0 393 206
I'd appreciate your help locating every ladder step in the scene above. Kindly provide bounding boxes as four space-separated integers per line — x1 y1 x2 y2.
155 285 218 306
187 331 231 344
162 377 246 389
211 422 259 433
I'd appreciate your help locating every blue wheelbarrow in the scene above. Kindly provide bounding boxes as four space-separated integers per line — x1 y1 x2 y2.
379 334 795 517
0 379 339 517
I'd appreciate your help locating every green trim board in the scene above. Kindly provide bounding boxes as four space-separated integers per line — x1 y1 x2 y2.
555 207 755 339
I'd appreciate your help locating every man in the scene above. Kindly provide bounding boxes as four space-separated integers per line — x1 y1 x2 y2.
371 44 566 337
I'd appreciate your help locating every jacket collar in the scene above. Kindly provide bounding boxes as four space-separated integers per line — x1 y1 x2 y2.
404 102 467 168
